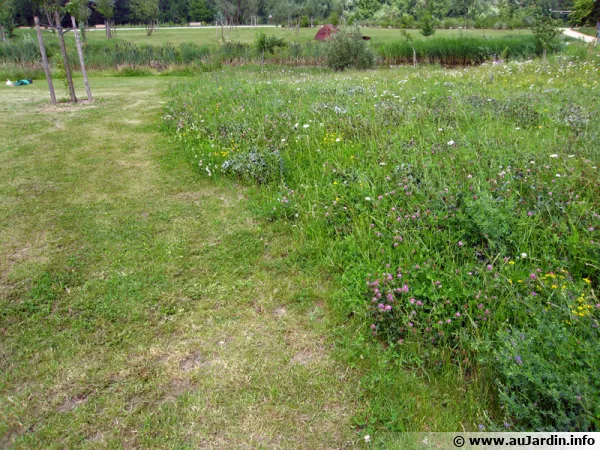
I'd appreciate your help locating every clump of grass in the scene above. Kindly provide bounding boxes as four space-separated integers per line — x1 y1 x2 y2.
378 35 560 65
164 56 600 431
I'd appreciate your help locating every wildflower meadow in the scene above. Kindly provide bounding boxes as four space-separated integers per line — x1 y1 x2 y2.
164 56 600 431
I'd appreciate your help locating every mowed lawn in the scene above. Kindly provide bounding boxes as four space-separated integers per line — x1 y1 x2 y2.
57 26 532 46
0 77 362 448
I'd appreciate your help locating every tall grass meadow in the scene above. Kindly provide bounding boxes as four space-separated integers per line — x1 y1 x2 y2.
162 56 600 431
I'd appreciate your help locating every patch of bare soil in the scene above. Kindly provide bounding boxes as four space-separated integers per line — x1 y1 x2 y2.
58 393 88 412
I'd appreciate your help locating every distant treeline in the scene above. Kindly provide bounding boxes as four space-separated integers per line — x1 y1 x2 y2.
3 0 580 31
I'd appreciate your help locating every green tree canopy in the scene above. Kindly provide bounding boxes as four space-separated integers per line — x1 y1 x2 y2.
130 0 160 35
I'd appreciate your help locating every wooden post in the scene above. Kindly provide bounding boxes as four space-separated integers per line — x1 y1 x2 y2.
34 16 56 105
54 11 77 103
71 16 92 102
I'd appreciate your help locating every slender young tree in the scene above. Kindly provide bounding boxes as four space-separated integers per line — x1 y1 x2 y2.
34 15 56 104
130 0 160 36
71 15 93 101
93 0 115 38
533 14 560 59
34 0 62 32
54 10 77 102
400 28 417 67
67 0 91 42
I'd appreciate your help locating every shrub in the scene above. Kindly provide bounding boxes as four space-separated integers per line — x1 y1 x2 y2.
569 0 595 26
300 15 309 27
325 27 376 71
254 31 286 68
420 14 436 37
400 14 415 28
442 18 459 29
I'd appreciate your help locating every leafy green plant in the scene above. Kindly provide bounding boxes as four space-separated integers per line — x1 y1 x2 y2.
400 13 415 28
532 15 562 59
254 31 286 69
420 14 436 37
569 0 595 26
324 27 376 71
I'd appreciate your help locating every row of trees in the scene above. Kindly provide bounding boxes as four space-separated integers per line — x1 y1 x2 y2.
0 0 598 41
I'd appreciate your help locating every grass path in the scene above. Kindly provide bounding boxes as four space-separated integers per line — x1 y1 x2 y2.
562 28 597 43
0 78 361 448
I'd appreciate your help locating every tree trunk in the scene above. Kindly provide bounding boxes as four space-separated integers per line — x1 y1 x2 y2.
55 11 77 103
0 24 5 42
45 11 54 32
34 16 56 105
72 16 93 102
105 19 111 38
216 21 218 41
